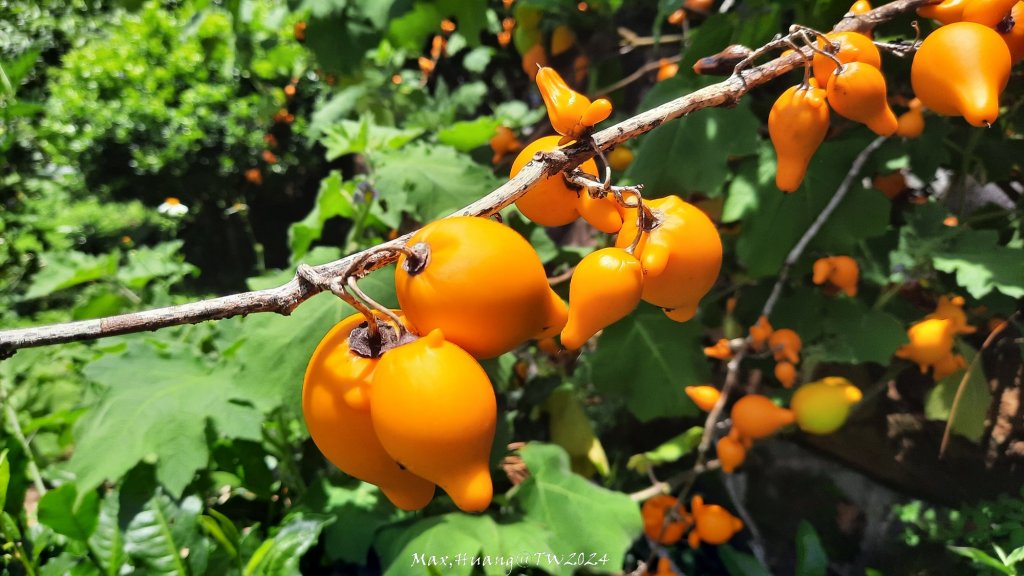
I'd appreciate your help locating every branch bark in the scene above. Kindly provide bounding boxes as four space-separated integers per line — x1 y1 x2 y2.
0 0 934 358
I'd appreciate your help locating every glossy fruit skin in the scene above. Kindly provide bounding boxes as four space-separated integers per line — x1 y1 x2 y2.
561 248 644 350
895 318 955 373
685 386 722 412
1000 3 1024 63
716 435 747 473
769 328 803 364
812 255 859 297
689 496 744 548
927 295 976 334
371 329 497 513
615 196 723 322
395 216 568 359
775 361 797 389
813 32 882 88
849 0 872 14
911 22 1011 127
769 84 830 193
303 312 435 511
962 0 1018 26
730 395 795 439
607 146 634 171
791 377 863 434
896 105 925 138
490 126 521 165
642 494 691 545
510 136 599 227
536 66 613 143
918 0 967 23
826 62 898 136
703 338 734 360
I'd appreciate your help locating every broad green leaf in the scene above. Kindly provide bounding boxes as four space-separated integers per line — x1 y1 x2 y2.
22 251 119 300
949 546 1016 575
719 545 772 576
587 304 708 421
89 491 126 576
925 346 989 443
737 138 891 277
37 483 100 541
436 0 488 47
117 241 196 289
74 342 264 496
304 13 379 75
38 552 101 576
625 82 760 197
374 142 501 223
437 117 502 152
816 298 908 365
288 172 358 262
934 230 1024 299
626 427 703 473
723 147 776 223
299 479 399 565
244 516 330 576
796 521 828 576
0 450 7 510
3 49 41 87
376 513 564 576
386 2 442 50
321 118 423 159
515 443 642 572
123 492 204 576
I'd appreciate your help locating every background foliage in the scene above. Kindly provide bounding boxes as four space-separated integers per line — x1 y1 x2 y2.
1 0 1022 574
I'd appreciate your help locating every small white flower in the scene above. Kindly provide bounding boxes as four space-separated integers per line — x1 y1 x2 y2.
158 197 189 217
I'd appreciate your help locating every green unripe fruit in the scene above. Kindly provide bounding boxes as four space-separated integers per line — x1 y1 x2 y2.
791 377 862 435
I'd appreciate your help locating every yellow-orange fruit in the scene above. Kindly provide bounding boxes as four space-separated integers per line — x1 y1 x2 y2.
826 62 898 136
769 84 830 193
917 0 967 23
730 395 795 439
689 495 744 547
716 435 747 473
561 248 644 350
769 328 803 364
962 0 1019 26
685 385 722 412
642 494 691 545
911 22 1011 127
813 32 882 87
775 361 797 389
1000 3 1024 63
895 318 956 373
371 329 496 512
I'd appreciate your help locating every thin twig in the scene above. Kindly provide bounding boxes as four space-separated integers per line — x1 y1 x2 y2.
595 55 682 98
939 312 1020 458
0 0 933 359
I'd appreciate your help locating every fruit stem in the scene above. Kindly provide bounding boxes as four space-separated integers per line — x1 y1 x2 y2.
401 242 432 276
346 276 409 340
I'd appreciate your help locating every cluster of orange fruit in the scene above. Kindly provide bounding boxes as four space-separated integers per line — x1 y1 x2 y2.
812 255 859 297
704 316 804 389
895 295 975 379
770 0 1020 192
641 494 745 549
686 378 863 473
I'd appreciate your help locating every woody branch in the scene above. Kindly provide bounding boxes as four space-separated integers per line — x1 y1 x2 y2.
0 0 934 359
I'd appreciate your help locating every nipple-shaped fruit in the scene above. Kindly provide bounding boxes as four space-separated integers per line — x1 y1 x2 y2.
917 0 967 23
716 435 747 473
641 494 692 545
911 22 1011 127
303 312 435 511
395 216 568 358
769 328 803 364
510 136 599 227
826 62 898 136
812 32 882 88
791 376 863 434
685 386 722 412
769 84 831 192
962 0 1018 26
812 255 859 297
775 361 797 389
730 394 795 439
561 248 644 349
371 329 497 512
688 495 744 548
895 318 956 373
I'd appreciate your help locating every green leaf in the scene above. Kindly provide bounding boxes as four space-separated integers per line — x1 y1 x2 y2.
719 545 771 576
243 515 330 576
386 2 442 50
2 49 41 87
817 298 908 365
38 484 100 541
949 546 1016 575
925 346 989 443
437 117 502 152
123 492 203 576
796 521 828 576
514 443 642 572
587 304 708 421
299 479 398 565
321 118 424 159
627 427 703 473
436 0 488 47
288 173 358 262
304 13 379 76
89 491 127 576
22 251 119 300
374 142 501 223
0 450 8 511
737 138 891 277
117 241 197 289
376 513 564 576
934 230 1024 299
74 342 264 496
625 83 760 196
